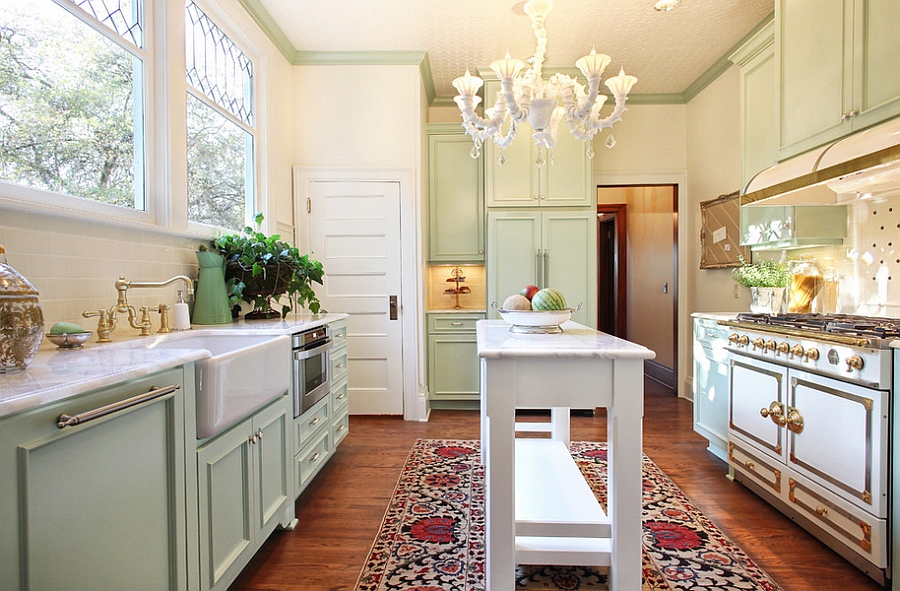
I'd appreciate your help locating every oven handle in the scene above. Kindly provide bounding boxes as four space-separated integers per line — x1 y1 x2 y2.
294 339 333 360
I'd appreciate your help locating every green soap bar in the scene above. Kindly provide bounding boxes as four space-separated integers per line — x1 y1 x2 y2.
49 321 87 335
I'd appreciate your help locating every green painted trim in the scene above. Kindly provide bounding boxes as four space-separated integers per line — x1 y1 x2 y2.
625 93 685 105
426 122 465 135
419 53 436 105
237 0 297 64
431 96 458 108
293 50 426 66
683 10 776 102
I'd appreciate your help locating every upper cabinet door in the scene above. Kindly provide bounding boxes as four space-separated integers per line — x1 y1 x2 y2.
851 0 900 130
428 127 484 262
778 0 900 160
777 0 851 158
483 80 592 208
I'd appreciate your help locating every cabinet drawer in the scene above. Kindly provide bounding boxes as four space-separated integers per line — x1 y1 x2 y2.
332 377 349 415
330 346 348 383
428 314 483 333
295 429 332 492
330 319 348 349
788 472 887 567
293 396 329 452
729 439 783 495
332 405 349 447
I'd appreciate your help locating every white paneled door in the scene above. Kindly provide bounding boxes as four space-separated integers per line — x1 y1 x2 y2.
307 181 404 415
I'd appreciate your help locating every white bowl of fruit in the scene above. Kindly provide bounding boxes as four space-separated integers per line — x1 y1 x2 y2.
493 286 580 334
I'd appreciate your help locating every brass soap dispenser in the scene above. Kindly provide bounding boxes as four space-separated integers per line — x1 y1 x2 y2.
0 244 44 372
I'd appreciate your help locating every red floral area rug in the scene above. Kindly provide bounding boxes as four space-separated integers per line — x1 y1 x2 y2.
355 439 783 591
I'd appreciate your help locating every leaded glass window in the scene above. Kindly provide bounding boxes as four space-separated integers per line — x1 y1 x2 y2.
0 0 146 209
185 0 254 230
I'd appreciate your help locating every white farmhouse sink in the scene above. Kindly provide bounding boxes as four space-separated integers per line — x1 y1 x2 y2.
121 333 291 438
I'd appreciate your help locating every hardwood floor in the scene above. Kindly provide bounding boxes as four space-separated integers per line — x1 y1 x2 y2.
229 379 884 591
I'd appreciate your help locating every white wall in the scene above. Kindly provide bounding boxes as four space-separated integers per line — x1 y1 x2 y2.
291 62 428 419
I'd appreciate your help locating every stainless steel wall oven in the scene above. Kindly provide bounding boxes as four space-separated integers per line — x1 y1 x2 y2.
721 313 896 585
292 326 332 417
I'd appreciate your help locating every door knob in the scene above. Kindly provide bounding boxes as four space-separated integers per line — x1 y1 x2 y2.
389 295 398 320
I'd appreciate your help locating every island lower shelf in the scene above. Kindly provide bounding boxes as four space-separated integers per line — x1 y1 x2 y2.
515 437 611 566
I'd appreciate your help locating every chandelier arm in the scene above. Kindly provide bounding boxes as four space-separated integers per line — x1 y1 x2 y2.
588 96 630 131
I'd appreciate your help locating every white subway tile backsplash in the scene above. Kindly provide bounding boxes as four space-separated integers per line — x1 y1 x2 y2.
1 209 201 330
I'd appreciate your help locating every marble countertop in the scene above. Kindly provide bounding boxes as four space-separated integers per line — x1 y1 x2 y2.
691 312 739 321
0 312 348 420
476 319 656 360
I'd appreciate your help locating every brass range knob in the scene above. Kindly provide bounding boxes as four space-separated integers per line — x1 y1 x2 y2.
751 337 765 350
729 333 740 344
846 355 864 372
765 340 777 352
737 335 749 347
789 344 804 359
775 342 790 356
804 348 819 362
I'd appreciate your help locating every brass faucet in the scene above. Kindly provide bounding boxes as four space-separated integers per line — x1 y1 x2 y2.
84 275 194 342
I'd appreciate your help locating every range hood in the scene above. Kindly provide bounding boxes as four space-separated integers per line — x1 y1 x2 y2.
742 117 900 206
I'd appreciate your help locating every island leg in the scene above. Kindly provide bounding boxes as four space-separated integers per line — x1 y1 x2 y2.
607 357 644 591
481 357 517 590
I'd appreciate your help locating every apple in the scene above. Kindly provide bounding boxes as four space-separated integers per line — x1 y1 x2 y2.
520 284 539 300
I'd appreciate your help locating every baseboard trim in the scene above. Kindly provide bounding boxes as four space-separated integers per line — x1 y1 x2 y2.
645 360 676 390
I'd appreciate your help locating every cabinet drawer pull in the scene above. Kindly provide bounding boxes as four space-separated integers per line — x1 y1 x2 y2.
451 322 464 326
336 362 345 369
309 451 321 463
744 460 755 469
335 332 344 339
815 506 828 517
336 393 346 400
57 384 180 429
337 424 345 432
309 417 320 427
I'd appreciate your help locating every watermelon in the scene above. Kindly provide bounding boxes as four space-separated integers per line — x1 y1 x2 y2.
531 288 566 311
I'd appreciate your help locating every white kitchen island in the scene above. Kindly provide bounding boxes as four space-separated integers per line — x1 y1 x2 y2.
477 319 654 591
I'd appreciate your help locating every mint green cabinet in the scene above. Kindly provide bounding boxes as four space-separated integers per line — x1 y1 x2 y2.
329 318 349 447
428 124 484 262
487 210 596 326
692 317 729 461
293 317 349 499
197 394 292 591
482 81 592 208
0 366 195 591
427 313 484 408
777 0 900 159
730 21 777 188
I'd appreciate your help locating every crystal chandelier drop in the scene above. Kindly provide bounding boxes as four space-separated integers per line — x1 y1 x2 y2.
452 0 637 165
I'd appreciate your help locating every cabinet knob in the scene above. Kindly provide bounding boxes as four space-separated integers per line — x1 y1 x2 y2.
309 452 321 463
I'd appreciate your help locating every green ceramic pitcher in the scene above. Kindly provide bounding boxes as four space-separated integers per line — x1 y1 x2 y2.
192 251 233 325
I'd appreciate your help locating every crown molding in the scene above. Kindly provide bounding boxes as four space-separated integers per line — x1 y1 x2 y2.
237 0 296 62
239 0 774 108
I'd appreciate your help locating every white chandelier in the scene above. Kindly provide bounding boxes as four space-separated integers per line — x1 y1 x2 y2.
452 0 637 164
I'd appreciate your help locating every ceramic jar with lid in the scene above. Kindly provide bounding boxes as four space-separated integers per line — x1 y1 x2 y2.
0 245 44 372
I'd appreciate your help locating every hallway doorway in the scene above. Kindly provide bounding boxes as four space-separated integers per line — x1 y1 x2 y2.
597 185 678 389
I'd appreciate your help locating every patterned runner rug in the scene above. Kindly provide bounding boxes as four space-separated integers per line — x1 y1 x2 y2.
355 439 783 591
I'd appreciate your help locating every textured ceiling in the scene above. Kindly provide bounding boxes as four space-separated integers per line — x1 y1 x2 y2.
256 0 774 98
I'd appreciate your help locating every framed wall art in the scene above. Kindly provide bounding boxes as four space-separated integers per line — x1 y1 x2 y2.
699 191 751 269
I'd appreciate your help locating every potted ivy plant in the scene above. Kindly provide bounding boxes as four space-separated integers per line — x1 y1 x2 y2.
732 255 791 314
206 213 325 319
